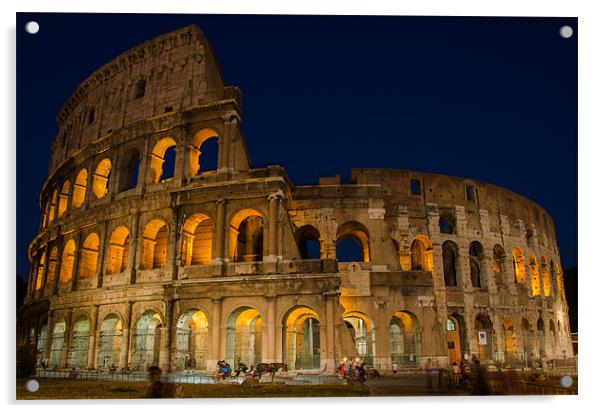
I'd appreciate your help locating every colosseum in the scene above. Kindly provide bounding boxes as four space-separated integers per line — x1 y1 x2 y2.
19 25 574 376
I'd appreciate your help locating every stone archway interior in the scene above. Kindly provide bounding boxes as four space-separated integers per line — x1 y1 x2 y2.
283 307 320 370
226 307 262 367
175 310 209 370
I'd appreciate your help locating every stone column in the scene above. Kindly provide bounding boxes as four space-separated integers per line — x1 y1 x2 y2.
71 232 82 292
212 199 227 266
53 236 65 294
159 299 175 372
265 296 277 363
265 192 281 263
119 301 133 369
42 310 55 364
170 207 182 281
207 298 222 367
96 221 109 288
324 292 337 372
87 305 99 369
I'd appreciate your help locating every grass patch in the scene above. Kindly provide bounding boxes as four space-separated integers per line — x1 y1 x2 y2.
17 379 371 400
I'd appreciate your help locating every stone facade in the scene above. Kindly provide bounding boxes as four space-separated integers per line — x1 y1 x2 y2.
19 25 574 374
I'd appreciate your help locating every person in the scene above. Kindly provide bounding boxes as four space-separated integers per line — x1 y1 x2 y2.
358 364 367 383
452 362 461 387
471 357 490 395
68 367 79 379
145 366 180 398
425 358 433 393
540 354 549 380
338 361 345 379
391 360 398 377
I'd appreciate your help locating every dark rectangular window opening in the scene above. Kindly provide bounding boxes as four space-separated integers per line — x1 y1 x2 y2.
466 185 475 201
134 79 146 100
410 179 422 196
87 108 95 125
164 106 173 113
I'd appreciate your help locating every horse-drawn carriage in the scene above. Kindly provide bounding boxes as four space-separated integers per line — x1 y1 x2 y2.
212 361 288 383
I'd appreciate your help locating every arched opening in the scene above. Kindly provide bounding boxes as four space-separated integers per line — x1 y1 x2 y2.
105 226 130 274
229 209 264 262
58 180 70 217
149 137 177 183
537 318 545 356
295 225 321 259
132 310 163 371
36 325 47 367
336 221 370 262
78 233 100 279
35 252 45 291
72 168 88 209
45 246 58 289
50 321 66 368
175 310 209 370
529 255 541 296
540 257 552 297
119 149 141 192
446 314 467 366
474 314 493 361
439 214 456 234
227 307 262 367
59 239 76 284
390 311 420 366
283 306 320 370
181 214 213 266
469 241 484 288
92 158 112 199
48 190 57 223
512 248 526 283
344 313 375 365
141 219 168 270
442 241 459 287
98 314 123 368
410 236 433 271
502 317 517 363
521 318 532 363
188 129 219 176
493 245 505 287
67 317 90 368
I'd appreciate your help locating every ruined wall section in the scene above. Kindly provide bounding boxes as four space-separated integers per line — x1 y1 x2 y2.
49 25 225 176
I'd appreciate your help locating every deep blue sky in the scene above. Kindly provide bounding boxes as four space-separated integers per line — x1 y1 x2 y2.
16 13 577 278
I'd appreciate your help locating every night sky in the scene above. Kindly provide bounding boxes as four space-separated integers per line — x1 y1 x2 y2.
16 13 577 279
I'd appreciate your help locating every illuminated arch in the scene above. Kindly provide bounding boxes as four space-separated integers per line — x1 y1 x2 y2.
188 129 219 176
336 221 370 262
92 158 112 199
502 317 517 356
343 311 376 365
227 306 263 367
229 209 264 262
283 306 321 370
105 226 130 274
474 314 493 361
57 180 70 217
132 310 163 371
72 168 88 209
59 239 76 283
97 314 123 368
390 311 420 366
512 248 526 283
140 219 169 270
469 241 484 288
149 137 177 183
181 213 214 265
49 320 66 368
67 316 90 368
410 235 433 271
78 232 100 279
175 309 209 370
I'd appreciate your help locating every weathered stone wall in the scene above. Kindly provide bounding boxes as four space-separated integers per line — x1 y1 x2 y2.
19 25 574 376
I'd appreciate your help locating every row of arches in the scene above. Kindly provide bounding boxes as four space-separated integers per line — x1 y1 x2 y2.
40 130 220 229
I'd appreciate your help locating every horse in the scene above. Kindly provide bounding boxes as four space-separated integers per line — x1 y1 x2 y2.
255 363 288 382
